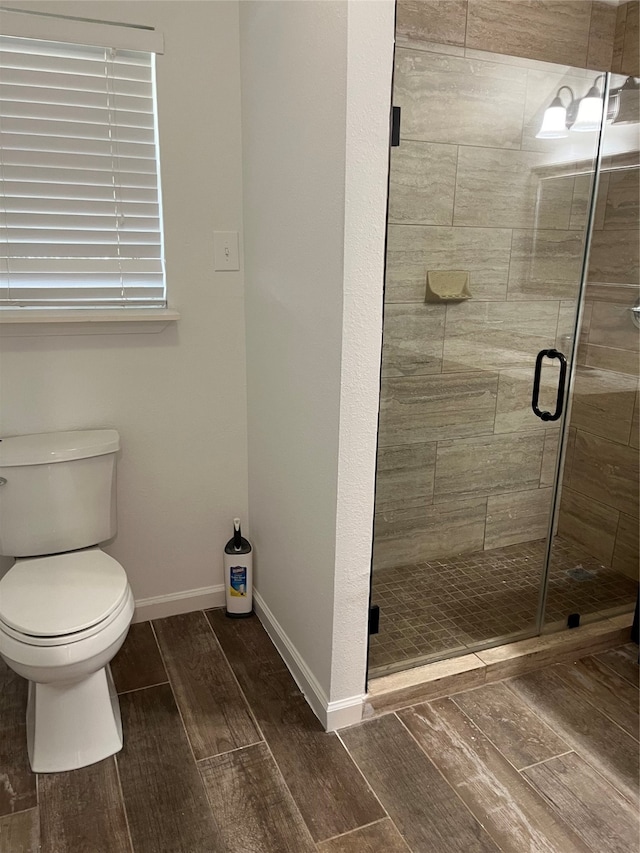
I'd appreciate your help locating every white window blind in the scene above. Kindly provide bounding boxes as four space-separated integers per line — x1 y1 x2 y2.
0 25 166 309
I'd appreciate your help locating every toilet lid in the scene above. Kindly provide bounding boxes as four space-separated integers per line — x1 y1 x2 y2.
0 549 128 637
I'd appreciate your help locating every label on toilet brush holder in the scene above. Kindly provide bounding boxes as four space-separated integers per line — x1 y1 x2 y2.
229 566 247 597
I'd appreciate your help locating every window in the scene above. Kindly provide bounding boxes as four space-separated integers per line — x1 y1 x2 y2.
0 11 166 310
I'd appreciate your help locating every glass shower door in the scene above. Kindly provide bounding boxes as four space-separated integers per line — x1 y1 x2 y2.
542 72 640 632
369 46 607 677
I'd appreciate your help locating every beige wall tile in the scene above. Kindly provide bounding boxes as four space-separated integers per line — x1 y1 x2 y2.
570 366 638 444
393 49 527 148
375 442 437 512
570 172 607 232
612 512 640 580
612 0 629 72
433 431 546 502
388 142 457 226
588 229 640 284
381 303 446 376
557 486 620 564
485 487 553 549
442 300 559 372
621 0 640 75
556 299 581 353
465 0 592 67
378 372 498 446
396 0 468 48
585 344 639 376
507 229 584 301
630 391 639 449
454 147 574 229
604 168 639 230
587 1 619 70
541 429 561 487
494 368 562 434
373 498 487 569
385 224 512 303
570 429 639 517
588 301 640 352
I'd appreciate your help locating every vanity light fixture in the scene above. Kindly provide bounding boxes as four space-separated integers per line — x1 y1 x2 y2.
536 75 606 138
572 75 605 132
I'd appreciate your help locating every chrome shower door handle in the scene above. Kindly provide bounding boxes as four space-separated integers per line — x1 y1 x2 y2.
531 348 568 422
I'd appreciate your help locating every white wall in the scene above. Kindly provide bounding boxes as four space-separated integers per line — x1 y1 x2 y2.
0 1 249 607
240 0 393 712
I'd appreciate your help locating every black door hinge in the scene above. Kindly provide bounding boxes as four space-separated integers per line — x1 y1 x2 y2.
369 604 380 635
391 106 401 147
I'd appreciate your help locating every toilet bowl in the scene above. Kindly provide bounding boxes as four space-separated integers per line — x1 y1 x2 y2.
0 430 134 773
0 547 134 773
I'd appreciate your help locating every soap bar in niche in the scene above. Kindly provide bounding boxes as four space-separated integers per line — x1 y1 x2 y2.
426 270 471 302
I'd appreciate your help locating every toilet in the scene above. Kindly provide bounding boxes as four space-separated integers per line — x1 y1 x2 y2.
0 430 134 773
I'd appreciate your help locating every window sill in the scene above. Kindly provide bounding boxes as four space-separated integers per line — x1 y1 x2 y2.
0 308 180 337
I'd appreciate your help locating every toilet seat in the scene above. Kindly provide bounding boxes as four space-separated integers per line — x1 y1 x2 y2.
0 548 128 645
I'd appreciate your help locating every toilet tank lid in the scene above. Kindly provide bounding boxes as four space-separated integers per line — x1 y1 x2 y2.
0 430 120 467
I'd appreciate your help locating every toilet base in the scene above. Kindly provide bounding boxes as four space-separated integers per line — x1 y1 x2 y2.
27 664 123 773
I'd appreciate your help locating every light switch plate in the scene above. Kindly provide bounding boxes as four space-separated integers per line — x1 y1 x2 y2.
213 231 240 271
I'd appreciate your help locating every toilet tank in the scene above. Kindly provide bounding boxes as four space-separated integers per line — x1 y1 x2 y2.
0 430 120 557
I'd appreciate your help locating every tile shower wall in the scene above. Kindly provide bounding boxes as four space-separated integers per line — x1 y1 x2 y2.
373 0 629 572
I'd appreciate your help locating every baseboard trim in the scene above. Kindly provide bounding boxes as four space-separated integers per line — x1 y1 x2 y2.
253 591 364 731
133 584 225 623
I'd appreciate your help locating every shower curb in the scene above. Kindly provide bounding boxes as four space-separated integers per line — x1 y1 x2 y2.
364 612 634 717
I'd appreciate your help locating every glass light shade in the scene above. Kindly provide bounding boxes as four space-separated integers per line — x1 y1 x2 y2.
572 94 603 132
536 104 568 138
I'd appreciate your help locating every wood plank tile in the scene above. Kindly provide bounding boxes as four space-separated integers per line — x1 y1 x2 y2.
340 714 499 853
452 681 569 770
507 668 639 805
117 683 222 852
399 699 589 853
38 758 130 853
207 611 384 842
154 611 260 760
0 660 36 816
0 808 39 853
595 643 639 687
554 656 639 739
199 742 315 853
317 819 410 853
110 622 168 694
524 752 640 853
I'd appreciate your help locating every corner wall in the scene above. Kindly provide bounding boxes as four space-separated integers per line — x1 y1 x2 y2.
240 0 394 721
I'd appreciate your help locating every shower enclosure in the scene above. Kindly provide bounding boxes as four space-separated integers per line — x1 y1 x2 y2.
369 45 639 678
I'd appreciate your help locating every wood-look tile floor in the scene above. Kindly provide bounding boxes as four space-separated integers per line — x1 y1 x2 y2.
1 610 638 853
370 537 637 675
